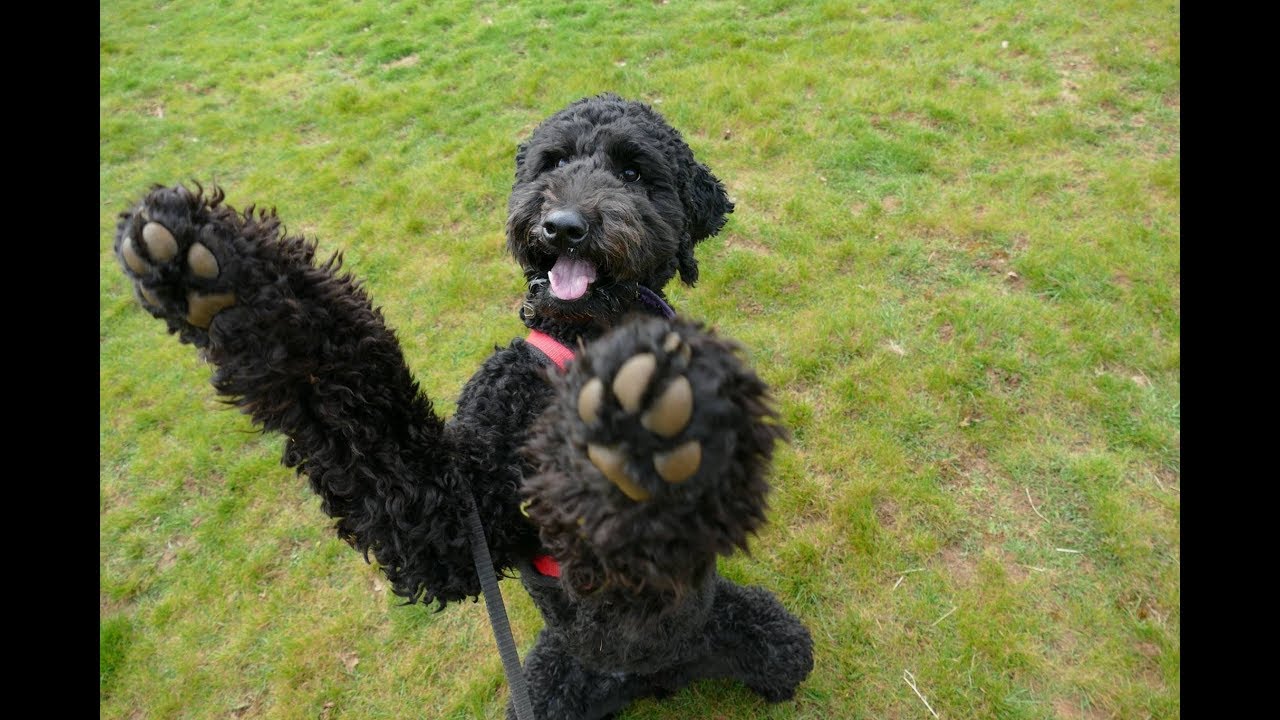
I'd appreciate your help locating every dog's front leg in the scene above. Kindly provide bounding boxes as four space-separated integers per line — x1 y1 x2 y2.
520 316 786 596
113 183 480 608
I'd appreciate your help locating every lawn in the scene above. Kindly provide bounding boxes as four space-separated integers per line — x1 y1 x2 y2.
100 1 1179 718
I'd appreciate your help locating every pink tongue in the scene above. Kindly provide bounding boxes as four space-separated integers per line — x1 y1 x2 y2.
548 256 597 300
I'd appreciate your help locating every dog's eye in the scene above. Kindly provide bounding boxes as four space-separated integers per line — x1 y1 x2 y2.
619 168 640 183
555 157 569 168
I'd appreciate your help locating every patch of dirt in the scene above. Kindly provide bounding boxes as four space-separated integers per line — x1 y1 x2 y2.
875 498 900 531
938 446 993 488
156 536 190 572
986 367 1023 393
1052 697 1108 720
158 547 178 572
937 323 954 342
890 110 943 131
1060 79 1081 104
973 250 1010 273
230 696 262 719
723 234 774 256
1052 50 1096 105
382 54 420 70
1135 641 1162 659
338 650 360 673
101 592 134 616
940 545 977 586
1152 465 1180 493
881 195 902 212
973 248 1026 291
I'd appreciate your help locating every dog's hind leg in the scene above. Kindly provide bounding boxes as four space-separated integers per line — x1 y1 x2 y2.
112 182 480 607
505 631 658 720
692 577 815 702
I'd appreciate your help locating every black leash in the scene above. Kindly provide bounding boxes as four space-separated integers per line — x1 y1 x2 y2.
464 489 536 720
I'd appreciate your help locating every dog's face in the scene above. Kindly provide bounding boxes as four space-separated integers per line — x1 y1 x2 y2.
506 94 733 325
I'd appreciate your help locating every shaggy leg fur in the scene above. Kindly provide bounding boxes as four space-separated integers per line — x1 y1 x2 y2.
112 184 524 607
689 578 815 702
522 317 782 597
506 631 662 720
518 317 812 708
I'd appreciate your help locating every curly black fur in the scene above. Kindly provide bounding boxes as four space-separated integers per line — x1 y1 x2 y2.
113 94 812 720
508 93 733 339
521 317 785 601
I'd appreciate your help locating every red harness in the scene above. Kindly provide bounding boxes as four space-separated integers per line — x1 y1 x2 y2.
524 329 578 578
525 329 575 371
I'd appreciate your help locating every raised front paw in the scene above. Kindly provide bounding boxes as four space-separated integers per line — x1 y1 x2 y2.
575 326 702 501
114 184 239 339
521 317 788 595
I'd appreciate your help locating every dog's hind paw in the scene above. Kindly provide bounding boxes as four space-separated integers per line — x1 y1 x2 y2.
114 184 243 342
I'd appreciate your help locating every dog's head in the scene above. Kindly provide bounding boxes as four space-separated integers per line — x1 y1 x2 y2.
507 94 733 327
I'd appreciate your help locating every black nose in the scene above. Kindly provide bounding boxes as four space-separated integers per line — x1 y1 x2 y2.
542 208 588 246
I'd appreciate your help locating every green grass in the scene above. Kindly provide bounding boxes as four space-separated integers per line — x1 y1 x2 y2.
101 1 1179 718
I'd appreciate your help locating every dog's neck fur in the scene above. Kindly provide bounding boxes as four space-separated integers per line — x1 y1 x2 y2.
520 283 675 346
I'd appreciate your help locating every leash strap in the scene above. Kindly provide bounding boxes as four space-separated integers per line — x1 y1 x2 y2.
465 489 536 720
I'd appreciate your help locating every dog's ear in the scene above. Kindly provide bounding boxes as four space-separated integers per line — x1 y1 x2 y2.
677 162 734 285
515 142 528 173
684 162 734 241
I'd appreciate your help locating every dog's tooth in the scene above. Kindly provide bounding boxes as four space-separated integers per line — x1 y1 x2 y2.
587 443 651 501
187 242 220 279
578 377 604 424
612 353 655 413
185 290 236 328
654 440 701 484
121 235 150 274
141 222 179 263
641 376 693 438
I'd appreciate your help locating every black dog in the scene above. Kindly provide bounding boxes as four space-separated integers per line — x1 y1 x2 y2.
112 94 813 720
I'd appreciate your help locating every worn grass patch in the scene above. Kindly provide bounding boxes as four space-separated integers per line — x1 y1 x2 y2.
102 1 1179 718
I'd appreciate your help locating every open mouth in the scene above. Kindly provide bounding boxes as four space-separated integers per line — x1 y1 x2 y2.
547 255 599 301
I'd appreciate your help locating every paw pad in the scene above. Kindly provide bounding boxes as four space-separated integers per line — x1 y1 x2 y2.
582 333 701 501
120 236 149 274
612 353 656 413
587 443 652 501
187 242 220 278
141 222 179 263
185 290 237 328
119 215 237 329
653 440 701 484
578 377 604 424
640 376 692 438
